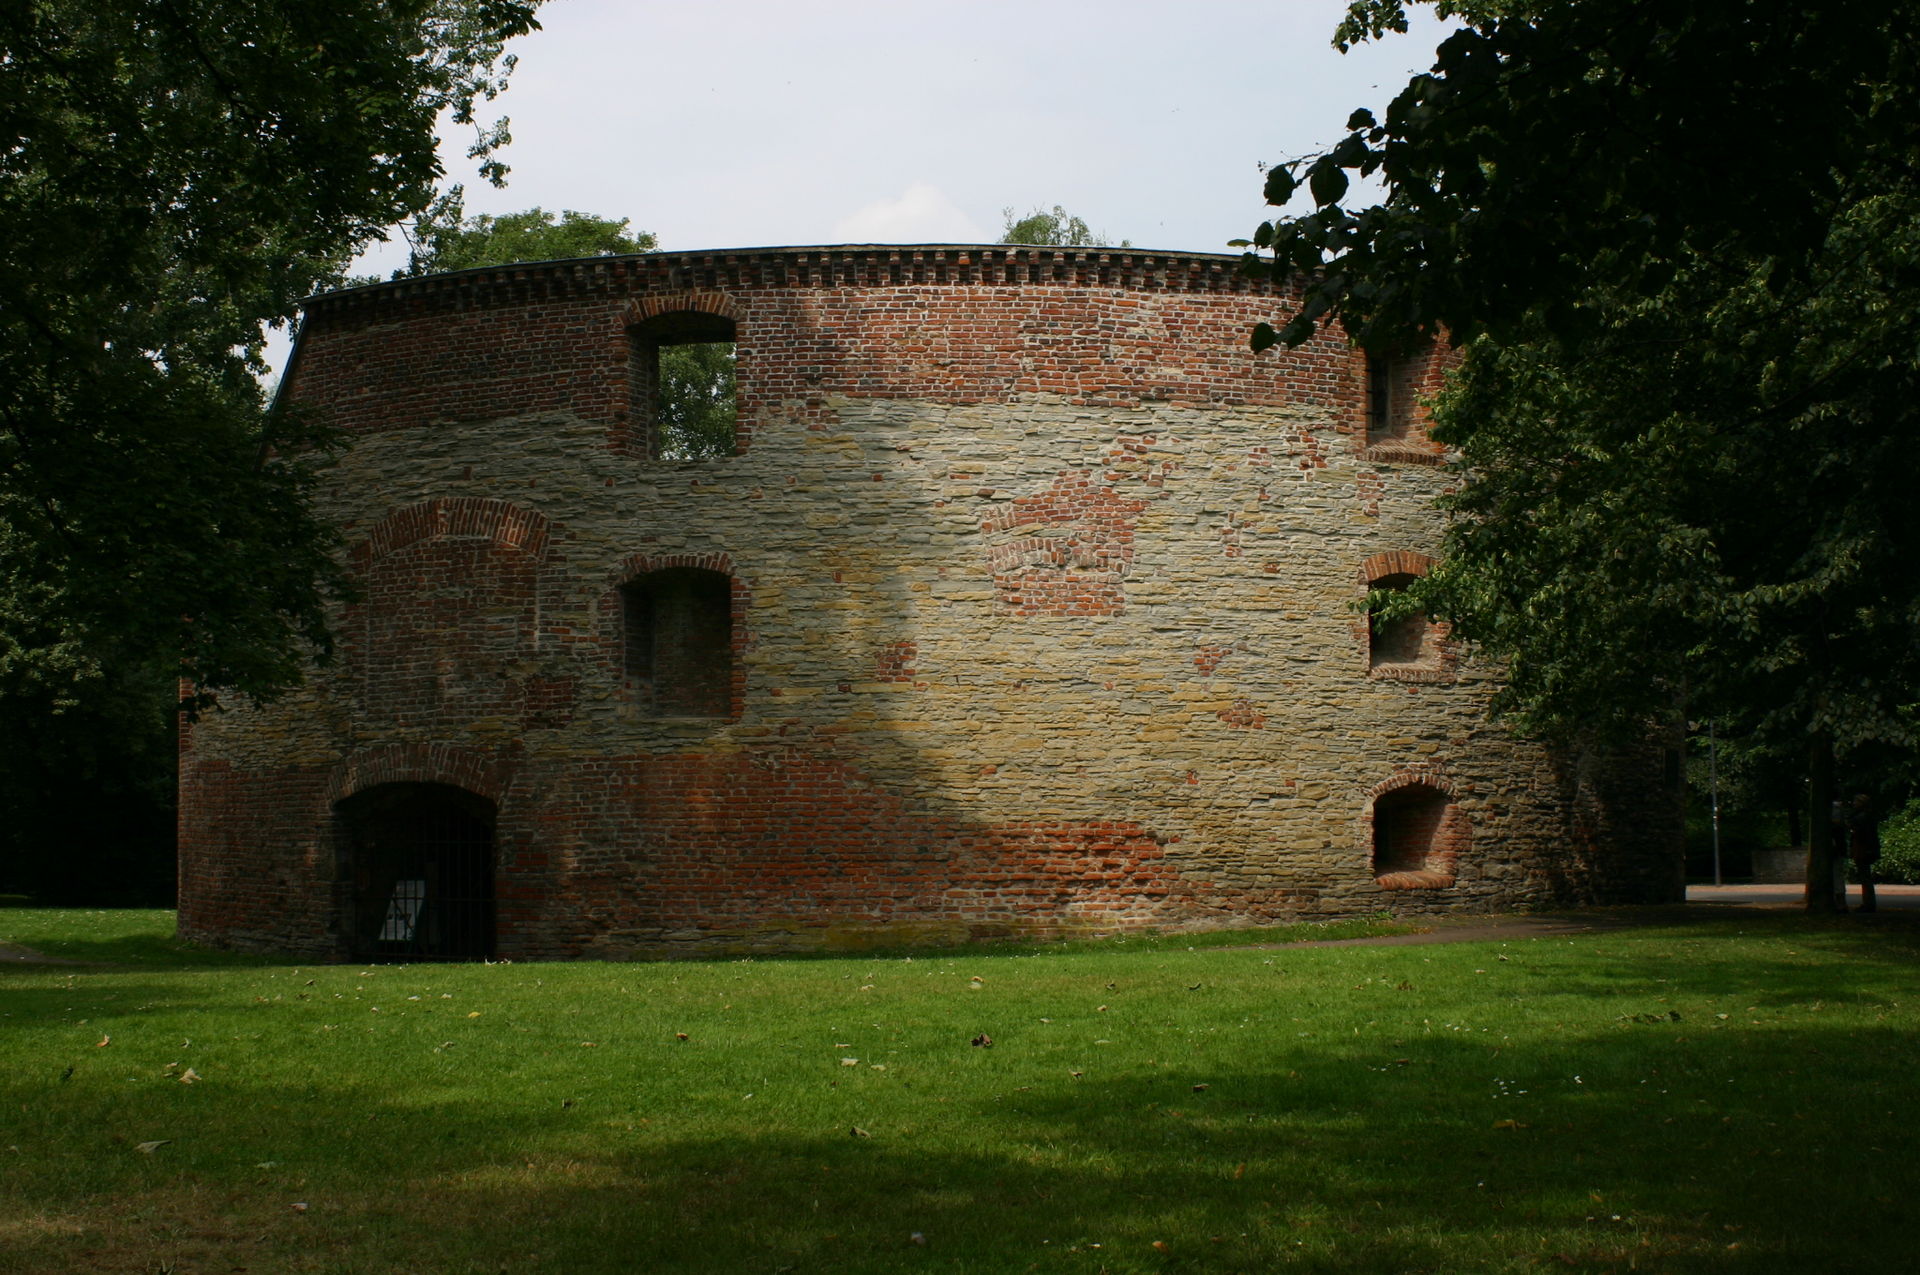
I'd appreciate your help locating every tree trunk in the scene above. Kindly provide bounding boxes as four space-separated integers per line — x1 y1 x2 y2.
1804 731 1841 912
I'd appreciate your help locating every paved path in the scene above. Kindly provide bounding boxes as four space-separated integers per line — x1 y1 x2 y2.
1276 883 1920 949
1687 881 1920 910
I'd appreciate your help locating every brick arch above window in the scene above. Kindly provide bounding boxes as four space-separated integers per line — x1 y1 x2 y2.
1356 549 1437 587
354 497 553 566
609 551 737 583
624 290 742 327
1364 767 1459 804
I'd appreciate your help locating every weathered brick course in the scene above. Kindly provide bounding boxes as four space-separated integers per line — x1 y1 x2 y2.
179 245 1681 959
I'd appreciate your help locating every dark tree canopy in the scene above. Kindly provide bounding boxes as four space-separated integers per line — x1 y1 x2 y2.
0 0 545 900
2 0 543 710
1249 0 1911 354
1245 0 1920 906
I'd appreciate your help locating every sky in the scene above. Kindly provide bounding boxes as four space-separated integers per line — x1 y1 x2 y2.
361 0 1452 266
278 0 1454 371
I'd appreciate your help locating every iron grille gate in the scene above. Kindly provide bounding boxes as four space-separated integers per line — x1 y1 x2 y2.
344 786 496 962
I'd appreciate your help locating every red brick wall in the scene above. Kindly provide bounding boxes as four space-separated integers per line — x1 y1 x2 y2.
283 248 1353 447
177 246 1681 959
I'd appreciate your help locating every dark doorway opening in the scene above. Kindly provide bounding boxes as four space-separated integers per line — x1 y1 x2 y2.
338 783 496 962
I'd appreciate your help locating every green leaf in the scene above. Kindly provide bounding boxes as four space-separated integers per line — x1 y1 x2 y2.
1308 160 1349 208
1263 166 1299 206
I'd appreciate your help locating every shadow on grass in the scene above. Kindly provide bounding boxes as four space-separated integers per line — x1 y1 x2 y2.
10 1025 1909 1273
3 921 1916 1273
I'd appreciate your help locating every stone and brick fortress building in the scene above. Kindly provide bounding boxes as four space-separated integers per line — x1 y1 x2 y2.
178 245 1681 959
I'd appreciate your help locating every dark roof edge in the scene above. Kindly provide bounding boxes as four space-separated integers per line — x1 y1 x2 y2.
302 243 1281 311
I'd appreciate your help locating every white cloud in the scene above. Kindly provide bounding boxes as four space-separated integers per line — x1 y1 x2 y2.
831 183 989 245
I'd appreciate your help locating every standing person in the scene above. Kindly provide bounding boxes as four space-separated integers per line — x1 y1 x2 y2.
1849 793 1881 913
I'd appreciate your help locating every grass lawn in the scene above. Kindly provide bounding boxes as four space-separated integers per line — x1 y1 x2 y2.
2 909 1917 1274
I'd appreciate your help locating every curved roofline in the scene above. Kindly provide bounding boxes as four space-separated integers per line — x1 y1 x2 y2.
303 243 1279 309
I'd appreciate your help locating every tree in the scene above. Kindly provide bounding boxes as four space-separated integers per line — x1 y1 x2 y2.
1000 205 1128 248
0 1 545 900
654 343 739 461
395 201 737 460
1241 0 1920 908
398 189 656 275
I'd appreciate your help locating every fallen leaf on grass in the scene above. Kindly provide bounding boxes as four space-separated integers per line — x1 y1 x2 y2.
1152 1240 1170 1252
290 1202 308 1213
467 1012 481 1019
674 1032 690 1042
841 1058 860 1066
1233 1162 1246 1180
135 1141 170 1154
850 1126 872 1138
95 1035 110 1048
1192 1083 1209 1092
178 1069 200 1085
971 1034 992 1048
1493 1119 1528 1130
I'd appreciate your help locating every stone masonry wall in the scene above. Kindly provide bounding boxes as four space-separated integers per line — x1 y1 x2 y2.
177 246 1682 958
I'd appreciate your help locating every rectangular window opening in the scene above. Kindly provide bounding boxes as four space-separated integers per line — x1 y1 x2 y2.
1366 352 1393 444
630 311 738 461
622 568 733 718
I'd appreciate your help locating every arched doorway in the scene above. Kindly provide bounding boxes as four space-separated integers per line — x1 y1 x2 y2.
337 783 496 961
